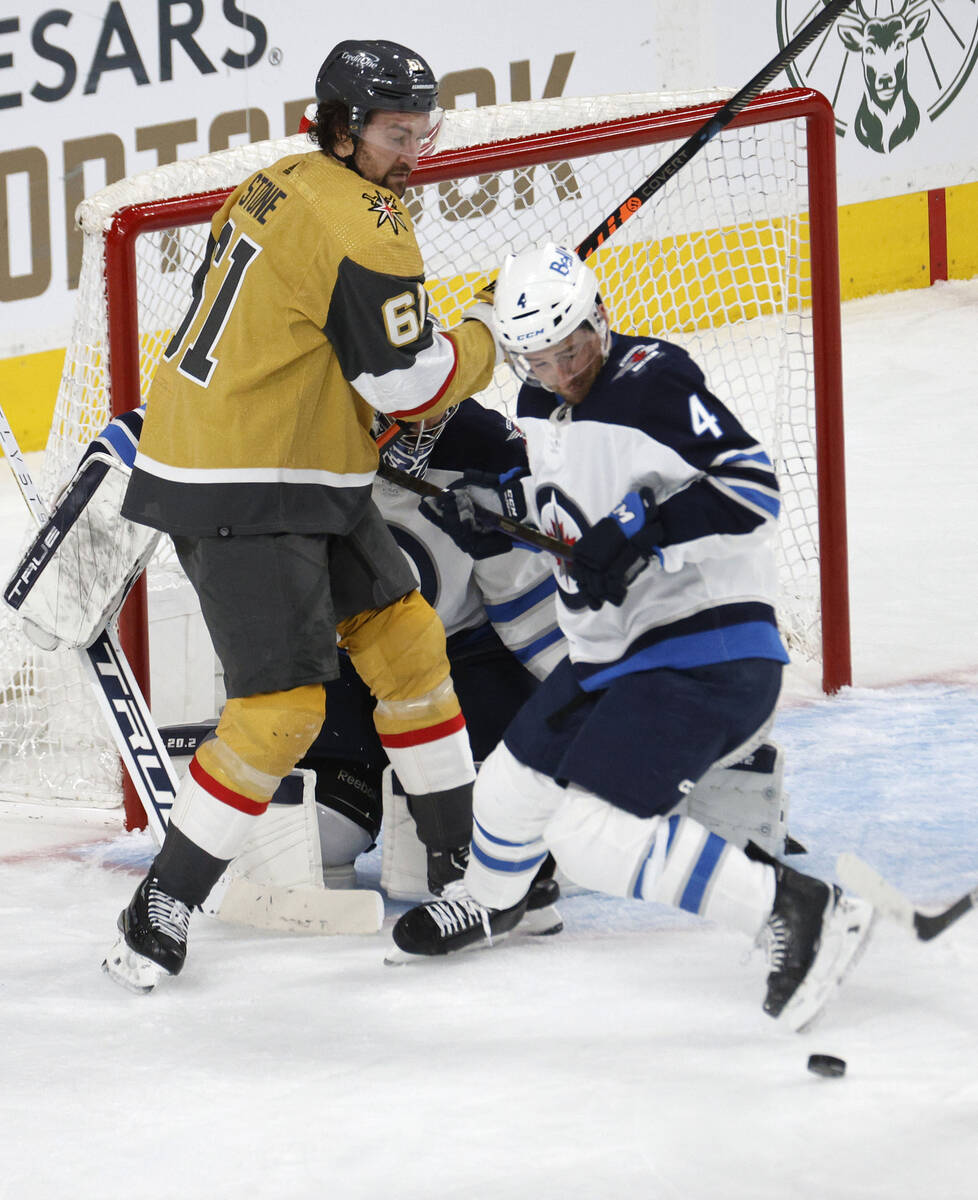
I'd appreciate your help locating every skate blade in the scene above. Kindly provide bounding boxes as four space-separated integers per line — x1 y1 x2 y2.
782 897 876 1033
383 928 513 966
521 904 563 936
101 936 166 995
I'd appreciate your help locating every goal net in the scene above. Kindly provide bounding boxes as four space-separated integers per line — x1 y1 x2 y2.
0 87 848 818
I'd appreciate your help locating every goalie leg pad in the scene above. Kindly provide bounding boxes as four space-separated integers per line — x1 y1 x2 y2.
232 769 325 890
380 766 431 902
678 742 788 858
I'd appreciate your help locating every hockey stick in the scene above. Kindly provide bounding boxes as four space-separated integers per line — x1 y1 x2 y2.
836 852 978 941
0 403 382 934
377 461 573 559
574 0 857 259
383 9 859 479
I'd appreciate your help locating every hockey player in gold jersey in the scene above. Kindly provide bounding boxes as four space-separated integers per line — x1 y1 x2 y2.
104 40 501 992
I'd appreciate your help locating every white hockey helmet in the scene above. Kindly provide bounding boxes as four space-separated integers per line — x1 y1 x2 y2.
492 243 610 387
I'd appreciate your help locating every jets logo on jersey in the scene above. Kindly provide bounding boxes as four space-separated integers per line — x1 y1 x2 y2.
535 483 585 597
362 190 407 235
612 342 661 381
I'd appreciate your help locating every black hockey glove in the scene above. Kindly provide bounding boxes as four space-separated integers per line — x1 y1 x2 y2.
570 488 663 610
419 468 530 560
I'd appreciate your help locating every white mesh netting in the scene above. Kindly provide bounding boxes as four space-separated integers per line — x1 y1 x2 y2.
0 89 834 809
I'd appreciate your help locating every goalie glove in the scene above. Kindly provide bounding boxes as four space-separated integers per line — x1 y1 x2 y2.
419 467 530 560
570 487 663 610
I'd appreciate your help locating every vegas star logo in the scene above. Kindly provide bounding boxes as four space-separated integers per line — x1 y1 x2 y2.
362 190 407 235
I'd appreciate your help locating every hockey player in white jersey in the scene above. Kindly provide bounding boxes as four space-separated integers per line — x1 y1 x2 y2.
389 244 874 1031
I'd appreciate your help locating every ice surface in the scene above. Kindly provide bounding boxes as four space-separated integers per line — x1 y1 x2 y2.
2 280 977 1199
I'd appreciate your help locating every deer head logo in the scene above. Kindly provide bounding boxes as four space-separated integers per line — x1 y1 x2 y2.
837 0 932 153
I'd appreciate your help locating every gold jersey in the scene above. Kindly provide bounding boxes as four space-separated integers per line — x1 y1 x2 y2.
123 151 495 537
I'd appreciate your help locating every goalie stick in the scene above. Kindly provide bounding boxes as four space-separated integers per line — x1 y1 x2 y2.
836 852 978 942
0 401 382 935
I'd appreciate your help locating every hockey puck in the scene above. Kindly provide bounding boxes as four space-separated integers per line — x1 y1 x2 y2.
807 1054 846 1078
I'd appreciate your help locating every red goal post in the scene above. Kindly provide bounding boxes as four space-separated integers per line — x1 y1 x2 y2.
0 87 849 827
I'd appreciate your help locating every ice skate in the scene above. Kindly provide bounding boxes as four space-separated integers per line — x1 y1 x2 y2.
426 844 471 896
102 875 191 994
521 854 563 936
387 867 562 964
762 863 874 1032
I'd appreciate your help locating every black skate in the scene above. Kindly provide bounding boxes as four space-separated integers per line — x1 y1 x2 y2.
387 857 562 964
387 882 530 962
762 862 874 1031
522 853 563 936
426 844 470 896
102 875 191 994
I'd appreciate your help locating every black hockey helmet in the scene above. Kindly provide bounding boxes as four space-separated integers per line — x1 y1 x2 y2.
315 40 439 139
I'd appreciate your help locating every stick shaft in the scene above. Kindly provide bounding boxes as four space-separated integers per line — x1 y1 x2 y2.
575 0 856 259
377 462 572 559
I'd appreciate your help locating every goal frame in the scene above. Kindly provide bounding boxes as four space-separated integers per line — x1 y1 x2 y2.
96 87 849 830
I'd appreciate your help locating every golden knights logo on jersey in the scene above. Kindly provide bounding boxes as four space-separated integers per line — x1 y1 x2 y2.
362 190 408 235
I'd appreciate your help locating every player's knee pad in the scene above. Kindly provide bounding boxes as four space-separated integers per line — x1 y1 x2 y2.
198 685 326 800
544 784 664 898
340 590 452 717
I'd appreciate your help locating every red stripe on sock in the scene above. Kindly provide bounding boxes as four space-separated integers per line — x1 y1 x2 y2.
189 756 267 815
378 712 466 749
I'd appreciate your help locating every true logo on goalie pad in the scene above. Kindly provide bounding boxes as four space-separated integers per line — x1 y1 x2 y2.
2 452 159 650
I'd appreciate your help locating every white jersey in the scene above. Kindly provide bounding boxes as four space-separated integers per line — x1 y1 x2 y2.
375 399 564 681
515 333 789 691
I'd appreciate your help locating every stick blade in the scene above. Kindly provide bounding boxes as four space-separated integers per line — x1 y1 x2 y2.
835 852 916 930
211 876 384 935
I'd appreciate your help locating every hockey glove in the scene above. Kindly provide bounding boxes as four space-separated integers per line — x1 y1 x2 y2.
570 488 663 610
420 468 529 560
462 289 503 366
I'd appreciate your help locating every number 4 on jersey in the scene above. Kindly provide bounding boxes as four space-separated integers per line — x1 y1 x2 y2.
689 392 722 438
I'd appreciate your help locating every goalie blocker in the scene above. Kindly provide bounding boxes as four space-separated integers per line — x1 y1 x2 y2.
2 408 158 651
